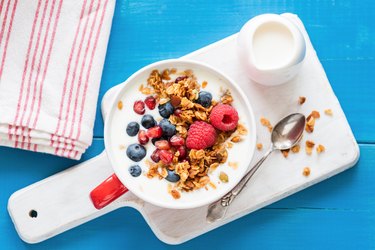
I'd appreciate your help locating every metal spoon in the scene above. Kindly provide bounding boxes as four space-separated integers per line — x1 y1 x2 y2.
206 113 306 222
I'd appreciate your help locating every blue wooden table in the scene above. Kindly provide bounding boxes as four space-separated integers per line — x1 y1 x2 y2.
1 0 374 249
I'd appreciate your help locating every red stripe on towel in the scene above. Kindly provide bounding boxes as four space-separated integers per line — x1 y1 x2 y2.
0 0 18 80
52 0 88 150
32 0 63 130
10 0 42 144
18 0 50 149
0 0 10 45
65 0 102 157
72 0 109 159
24 0 62 150
0 0 6 17
56 0 95 156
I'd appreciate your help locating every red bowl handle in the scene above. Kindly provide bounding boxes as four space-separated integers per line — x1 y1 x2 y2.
90 174 128 209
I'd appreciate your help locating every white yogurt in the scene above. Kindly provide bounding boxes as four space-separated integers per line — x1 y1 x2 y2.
106 60 255 209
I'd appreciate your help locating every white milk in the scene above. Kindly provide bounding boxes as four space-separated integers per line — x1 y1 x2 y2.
252 22 294 70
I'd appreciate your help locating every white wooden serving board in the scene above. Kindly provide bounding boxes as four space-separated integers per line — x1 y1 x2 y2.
8 13 359 244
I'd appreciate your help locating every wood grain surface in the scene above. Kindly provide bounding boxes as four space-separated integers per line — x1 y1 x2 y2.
0 0 374 249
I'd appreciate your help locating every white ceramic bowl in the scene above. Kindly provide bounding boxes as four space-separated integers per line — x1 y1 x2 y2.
237 14 306 86
103 59 257 209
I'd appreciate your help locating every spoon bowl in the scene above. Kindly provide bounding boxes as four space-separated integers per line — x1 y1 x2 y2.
271 113 305 150
207 113 306 222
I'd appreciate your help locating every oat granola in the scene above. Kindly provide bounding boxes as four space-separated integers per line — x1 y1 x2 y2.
138 69 246 197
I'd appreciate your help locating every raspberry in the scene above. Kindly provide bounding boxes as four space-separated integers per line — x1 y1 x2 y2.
186 121 216 149
209 104 239 131
133 100 145 115
144 96 156 110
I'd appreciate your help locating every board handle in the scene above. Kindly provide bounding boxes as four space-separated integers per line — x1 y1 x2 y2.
7 151 128 244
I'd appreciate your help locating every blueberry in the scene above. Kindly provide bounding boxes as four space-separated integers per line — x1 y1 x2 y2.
159 119 176 137
158 102 174 118
165 169 180 182
126 122 139 136
129 165 142 177
141 114 156 129
126 143 147 162
196 91 212 108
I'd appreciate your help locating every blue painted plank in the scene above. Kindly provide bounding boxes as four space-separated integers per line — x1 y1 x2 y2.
322 59 375 143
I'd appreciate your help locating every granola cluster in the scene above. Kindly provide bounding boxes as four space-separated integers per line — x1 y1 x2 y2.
142 69 246 196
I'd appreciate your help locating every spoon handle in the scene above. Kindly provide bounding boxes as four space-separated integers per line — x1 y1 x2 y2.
206 148 273 222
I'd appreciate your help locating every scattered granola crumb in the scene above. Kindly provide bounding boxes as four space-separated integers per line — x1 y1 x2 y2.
305 140 315 155
303 167 311 177
305 115 315 133
170 68 177 74
226 142 233 148
291 144 300 153
299 96 306 105
256 143 263 151
324 109 333 116
202 81 208 88
260 117 270 126
117 100 123 110
231 136 241 143
167 183 173 193
305 111 320 133
237 123 248 135
305 147 312 155
306 140 315 148
171 189 181 199
219 172 229 183
119 145 125 150
209 182 217 189
228 162 238 170
281 149 289 158
260 117 273 132
316 144 325 153
311 110 320 119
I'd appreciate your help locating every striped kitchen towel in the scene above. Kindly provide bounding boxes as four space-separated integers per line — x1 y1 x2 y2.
0 0 115 159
